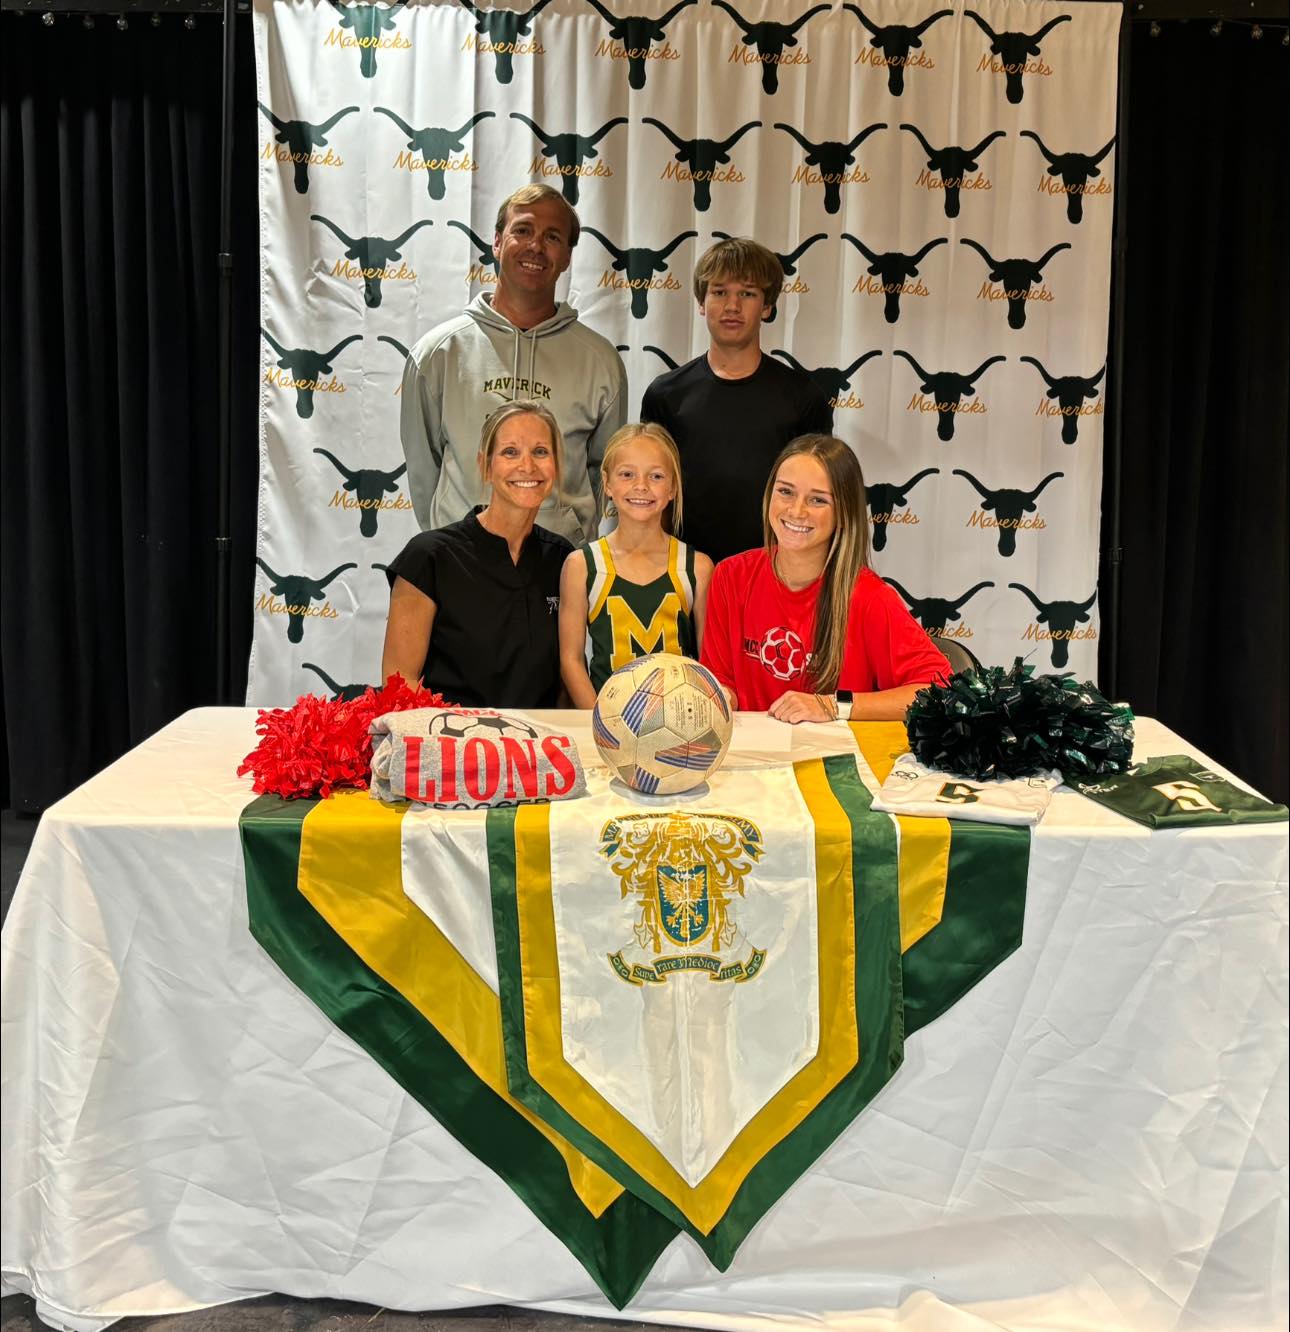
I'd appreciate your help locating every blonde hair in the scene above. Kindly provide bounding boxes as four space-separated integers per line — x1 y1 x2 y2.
761 435 871 693
494 183 580 247
477 400 565 505
600 422 684 534
692 237 784 314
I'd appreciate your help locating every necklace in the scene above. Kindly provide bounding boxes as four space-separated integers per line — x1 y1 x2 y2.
773 549 822 593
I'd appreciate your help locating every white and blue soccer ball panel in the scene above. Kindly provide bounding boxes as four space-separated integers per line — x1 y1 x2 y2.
591 654 734 796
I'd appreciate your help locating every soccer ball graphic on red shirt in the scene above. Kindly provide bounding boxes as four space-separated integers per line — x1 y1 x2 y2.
758 627 806 682
591 653 733 796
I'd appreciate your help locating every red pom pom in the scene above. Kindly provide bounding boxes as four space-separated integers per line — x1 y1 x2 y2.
237 677 446 800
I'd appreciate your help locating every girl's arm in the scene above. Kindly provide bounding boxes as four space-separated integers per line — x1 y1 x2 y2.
845 684 923 721
558 550 599 709
698 562 738 710
381 576 436 687
692 552 715 653
768 691 836 724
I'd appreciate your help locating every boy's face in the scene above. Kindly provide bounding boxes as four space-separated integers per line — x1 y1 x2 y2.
700 272 771 354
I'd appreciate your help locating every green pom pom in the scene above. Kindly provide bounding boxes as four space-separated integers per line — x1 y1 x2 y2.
904 659 1134 781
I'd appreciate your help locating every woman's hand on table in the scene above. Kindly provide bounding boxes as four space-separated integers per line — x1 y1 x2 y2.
768 691 837 724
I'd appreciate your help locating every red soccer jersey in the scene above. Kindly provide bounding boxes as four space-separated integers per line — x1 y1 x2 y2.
699 549 950 710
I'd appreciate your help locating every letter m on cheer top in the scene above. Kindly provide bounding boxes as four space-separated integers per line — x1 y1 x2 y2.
585 540 697 677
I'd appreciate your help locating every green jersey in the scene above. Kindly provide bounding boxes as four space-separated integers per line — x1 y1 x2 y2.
1071 755 1288 828
581 536 699 690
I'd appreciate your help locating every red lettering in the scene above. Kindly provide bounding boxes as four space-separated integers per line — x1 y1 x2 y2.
438 736 458 802
403 734 431 801
463 738 500 802
541 735 577 797
501 737 539 800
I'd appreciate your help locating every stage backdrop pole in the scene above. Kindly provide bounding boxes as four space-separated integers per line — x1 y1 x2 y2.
215 0 241 704
1103 4 1132 701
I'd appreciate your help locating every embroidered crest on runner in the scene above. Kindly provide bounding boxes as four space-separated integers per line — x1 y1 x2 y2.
598 811 766 984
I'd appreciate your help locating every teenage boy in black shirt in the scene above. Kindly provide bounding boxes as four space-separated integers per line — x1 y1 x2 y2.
640 238 833 565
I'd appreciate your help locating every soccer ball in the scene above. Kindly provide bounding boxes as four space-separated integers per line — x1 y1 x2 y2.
591 654 734 795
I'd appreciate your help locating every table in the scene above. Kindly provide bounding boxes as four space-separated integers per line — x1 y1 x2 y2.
3 708 1286 1332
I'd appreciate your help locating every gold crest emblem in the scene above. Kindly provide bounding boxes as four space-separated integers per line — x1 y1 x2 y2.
598 812 767 985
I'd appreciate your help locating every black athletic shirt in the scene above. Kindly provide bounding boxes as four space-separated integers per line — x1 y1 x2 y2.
386 509 572 708
640 353 833 565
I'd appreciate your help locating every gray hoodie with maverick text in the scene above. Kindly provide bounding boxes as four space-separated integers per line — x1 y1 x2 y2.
400 293 626 544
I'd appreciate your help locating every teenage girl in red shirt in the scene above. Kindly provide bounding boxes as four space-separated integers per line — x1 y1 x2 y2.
699 434 950 723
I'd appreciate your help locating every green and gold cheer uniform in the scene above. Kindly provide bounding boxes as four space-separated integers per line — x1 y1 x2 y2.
581 536 699 689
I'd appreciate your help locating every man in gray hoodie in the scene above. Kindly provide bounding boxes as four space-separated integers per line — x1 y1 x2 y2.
400 184 626 544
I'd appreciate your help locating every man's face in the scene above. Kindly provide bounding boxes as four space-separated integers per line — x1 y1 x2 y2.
493 198 573 304
700 272 771 353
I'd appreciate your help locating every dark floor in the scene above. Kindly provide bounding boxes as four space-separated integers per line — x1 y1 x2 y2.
0 813 693 1332
0 1294 676 1331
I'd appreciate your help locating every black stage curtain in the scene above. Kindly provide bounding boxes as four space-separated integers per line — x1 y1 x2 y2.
0 13 260 813
1106 20 1288 804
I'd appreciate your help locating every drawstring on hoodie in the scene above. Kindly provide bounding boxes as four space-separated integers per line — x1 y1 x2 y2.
503 325 538 402
506 325 539 403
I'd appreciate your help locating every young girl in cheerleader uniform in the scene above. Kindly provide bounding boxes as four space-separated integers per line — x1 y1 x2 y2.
559 423 714 707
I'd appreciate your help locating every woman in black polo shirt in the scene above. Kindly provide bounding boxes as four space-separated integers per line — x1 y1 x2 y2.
381 400 572 707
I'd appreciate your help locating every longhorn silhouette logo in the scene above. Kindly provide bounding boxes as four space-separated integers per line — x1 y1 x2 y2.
457 0 552 82
844 5 952 95
258 104 358 193
842 234 945 322
315 448 408 538
1021 131 1116 224
644 118 761 210
866 468 937 552
584 228 697 318
953 469 1063 556
447 219 500 279
771 349 881 409
617 344 681 371
377 334 410 394
374 109 492 200
326 0 409 79
711 231 827 322
256 559 357 643
311 215 432 308
302 662 371 701
900 124 1005 218
617 344 679 371
510 114 627 203
894 349 1004 441
262 329 362 419
885 578 993 635
711 1 829 94
1021 357 1105 444
775 122 886 214
961 238 1070 330
586 0 698 89
1009 583 1097 667
965 9 1071 104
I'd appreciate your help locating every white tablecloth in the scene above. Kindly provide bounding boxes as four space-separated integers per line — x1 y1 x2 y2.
2 709 1286 1332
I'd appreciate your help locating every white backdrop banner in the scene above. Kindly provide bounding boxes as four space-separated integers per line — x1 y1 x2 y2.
249 0 1121 705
